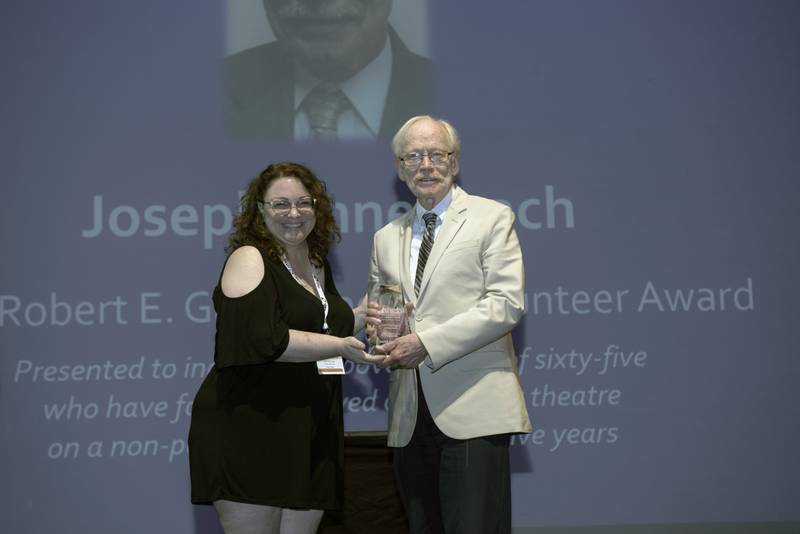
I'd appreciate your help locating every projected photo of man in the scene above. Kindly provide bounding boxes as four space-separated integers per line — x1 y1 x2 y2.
225 0 433 141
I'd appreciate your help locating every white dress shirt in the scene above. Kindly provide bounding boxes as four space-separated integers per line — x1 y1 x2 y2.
293 36 392 141
409 188 453 280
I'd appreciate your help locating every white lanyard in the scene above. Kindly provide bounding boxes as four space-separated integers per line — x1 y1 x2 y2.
280 255 330 333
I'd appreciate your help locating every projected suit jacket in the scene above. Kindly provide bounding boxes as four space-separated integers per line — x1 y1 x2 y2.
224 28 433 141
368 185 532 446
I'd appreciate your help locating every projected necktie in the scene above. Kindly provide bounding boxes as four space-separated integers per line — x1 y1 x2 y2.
414 212 438 296
301 83 349 141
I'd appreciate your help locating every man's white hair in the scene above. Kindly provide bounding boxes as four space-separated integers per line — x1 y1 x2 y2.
391 115 461 160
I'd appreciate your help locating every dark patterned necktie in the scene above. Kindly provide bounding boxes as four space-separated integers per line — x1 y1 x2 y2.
414 212 438 296
301 82 349 141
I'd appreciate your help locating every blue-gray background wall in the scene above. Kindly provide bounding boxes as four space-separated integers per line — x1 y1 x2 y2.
2 0 799 532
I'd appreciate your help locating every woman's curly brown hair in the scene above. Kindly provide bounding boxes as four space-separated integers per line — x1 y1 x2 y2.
227 162 340 267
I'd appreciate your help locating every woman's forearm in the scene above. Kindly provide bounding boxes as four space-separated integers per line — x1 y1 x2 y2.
275 330 344 362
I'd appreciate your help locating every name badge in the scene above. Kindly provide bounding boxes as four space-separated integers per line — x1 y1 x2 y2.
316 356 345 375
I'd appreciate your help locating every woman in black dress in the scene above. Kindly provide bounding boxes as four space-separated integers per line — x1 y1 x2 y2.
188 162 383 534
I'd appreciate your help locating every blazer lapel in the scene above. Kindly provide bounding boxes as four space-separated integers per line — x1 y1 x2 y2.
417 188 468 298
225 43 294 140
398 211 415 304
379 27 434 138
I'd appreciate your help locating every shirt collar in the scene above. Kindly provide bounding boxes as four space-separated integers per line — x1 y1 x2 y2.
415 187 454 224
293 35 392 136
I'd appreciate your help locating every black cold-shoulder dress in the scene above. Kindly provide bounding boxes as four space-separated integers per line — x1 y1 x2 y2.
188 248 352 510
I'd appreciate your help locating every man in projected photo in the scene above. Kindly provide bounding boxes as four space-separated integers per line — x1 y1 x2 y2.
367 116 532 533
226 0 433 141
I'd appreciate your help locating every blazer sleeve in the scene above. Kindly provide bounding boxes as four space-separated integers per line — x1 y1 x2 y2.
416 205 525 370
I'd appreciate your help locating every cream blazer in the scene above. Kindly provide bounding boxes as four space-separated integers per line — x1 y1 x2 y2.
368 186 532 446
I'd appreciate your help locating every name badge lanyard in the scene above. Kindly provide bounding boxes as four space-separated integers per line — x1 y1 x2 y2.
280 255 330 334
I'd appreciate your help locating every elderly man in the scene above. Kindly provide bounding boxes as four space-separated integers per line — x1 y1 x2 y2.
225 0 432 141
368 116 532 533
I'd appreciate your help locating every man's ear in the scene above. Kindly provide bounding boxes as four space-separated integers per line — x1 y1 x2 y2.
451 157 460 177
